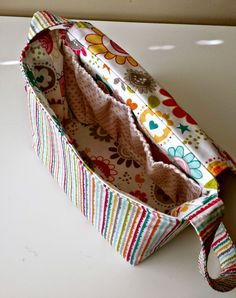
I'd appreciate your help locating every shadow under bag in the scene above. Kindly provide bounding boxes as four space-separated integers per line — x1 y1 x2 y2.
20 11 236 292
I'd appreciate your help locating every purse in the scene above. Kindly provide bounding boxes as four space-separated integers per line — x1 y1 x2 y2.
20 11 236 292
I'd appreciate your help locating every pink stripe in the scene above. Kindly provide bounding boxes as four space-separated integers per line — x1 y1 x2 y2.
212 231 228 248
101 187 109 236
199 217 222 240
81 166 85 215
188 198 222 221
43 11 57 26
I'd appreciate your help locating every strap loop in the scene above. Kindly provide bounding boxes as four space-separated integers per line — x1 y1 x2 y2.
188 196 236 292
28 11 70 41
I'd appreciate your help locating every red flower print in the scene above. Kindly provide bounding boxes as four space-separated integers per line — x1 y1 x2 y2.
160 88 197 125
74 47 87 57
130 190 148 203
37 33 53 54
90 156 118 182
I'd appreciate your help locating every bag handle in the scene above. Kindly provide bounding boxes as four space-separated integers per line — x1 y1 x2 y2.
28 11 71 41
186 196 236 292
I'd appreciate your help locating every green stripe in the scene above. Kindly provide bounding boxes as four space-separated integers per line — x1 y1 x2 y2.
197 207 223 232
221 254 236 266
34 14 45 29
50 13 62 25
104 191 113 239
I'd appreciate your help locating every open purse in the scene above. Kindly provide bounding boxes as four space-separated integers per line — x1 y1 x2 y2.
20 11 236 292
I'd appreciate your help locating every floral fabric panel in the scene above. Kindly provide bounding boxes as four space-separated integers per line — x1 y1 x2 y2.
23 28 203 215
68 121 179 214
65 27 218 191
66 23 236 187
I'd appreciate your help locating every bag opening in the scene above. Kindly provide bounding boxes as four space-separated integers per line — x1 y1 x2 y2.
23 29 202 214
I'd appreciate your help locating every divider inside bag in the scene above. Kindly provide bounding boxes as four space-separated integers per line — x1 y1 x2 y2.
23 29 202 213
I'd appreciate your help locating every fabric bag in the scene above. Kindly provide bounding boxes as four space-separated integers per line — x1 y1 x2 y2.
20 11 236 292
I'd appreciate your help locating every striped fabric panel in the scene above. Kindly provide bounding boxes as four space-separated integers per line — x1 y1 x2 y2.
189 198 236 292
212 224 236 270
27 89 182 265
28 11 69 41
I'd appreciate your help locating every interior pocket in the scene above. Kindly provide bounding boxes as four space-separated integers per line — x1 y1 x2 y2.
25 30 202 213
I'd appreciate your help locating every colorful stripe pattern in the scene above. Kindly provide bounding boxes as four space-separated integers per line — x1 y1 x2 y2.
28 10 69 41
189 197 236 292
27 89 181 265
20 11 236 292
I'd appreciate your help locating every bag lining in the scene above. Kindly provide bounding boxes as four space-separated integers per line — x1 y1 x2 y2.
24 29 202 213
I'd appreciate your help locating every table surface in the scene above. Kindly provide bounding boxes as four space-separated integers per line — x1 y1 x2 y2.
0 16 235 298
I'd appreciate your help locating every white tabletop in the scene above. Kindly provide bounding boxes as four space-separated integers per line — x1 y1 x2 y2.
0 16 235 298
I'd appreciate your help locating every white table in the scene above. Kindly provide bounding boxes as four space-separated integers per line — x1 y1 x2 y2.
0 16 235 298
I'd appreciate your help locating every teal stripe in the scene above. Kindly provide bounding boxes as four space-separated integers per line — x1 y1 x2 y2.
95 182 103 231
50 13 62 24
98 184 104 233
213 237 229 251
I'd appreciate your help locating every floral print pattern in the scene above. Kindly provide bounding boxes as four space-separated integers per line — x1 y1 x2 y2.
36 33 53 54
64 17 236 190
160 88 197 125
124 69 157 94
168 145 203 179
156 111 174 126
109 142 140 168
89 124 113 142
24 13 236 217
85 27 138 66
32 63 57 93
91 156 118 182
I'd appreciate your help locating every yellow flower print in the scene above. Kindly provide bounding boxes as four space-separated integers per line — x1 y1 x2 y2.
85 27 138 67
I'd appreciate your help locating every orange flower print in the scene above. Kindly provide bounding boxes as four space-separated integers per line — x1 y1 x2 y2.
85 27 138 66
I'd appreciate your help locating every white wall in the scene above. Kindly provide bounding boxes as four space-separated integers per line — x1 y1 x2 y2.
0 0 236 25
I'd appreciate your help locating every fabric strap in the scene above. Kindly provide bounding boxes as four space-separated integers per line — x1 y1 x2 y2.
187 196 236 292
26 10 236 292
28 10 71 41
